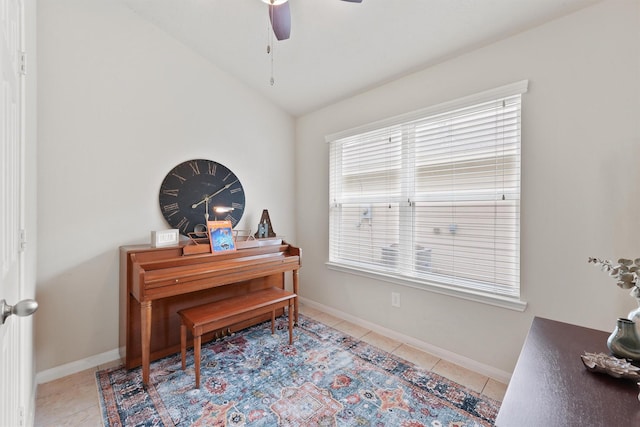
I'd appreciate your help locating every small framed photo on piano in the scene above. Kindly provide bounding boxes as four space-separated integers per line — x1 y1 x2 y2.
150 229 179 248
207 220 236 253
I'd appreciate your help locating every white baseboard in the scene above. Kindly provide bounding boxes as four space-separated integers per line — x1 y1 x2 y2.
299 296 512 384
35 300 512 385
35 348 122 385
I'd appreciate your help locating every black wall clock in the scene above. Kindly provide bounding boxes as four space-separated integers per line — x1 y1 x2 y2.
159 159 245 236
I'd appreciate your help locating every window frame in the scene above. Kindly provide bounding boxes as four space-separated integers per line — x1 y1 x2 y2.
326 81 528 311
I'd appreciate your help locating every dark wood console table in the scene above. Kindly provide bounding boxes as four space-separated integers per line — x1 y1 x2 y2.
119 238 300 385
496 317 640 426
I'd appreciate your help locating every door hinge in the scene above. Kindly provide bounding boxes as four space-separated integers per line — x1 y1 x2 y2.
20 229 27 252
19 51 27 75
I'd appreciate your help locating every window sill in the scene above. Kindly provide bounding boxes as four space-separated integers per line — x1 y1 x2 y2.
325 261 528 312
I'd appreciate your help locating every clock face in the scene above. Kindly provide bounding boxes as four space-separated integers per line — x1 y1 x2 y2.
159 159 245 236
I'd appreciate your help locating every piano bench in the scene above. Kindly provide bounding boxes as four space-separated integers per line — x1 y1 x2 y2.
178 287 296 388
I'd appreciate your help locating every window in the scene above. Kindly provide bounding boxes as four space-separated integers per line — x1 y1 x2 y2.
327 81 528 309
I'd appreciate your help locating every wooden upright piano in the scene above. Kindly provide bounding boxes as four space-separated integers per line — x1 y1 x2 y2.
119 238 301 385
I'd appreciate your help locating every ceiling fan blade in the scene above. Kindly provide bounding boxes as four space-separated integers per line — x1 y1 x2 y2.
341 0 363 3
269 2 291 41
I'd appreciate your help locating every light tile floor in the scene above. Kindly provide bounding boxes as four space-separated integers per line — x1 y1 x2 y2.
35 303 507 426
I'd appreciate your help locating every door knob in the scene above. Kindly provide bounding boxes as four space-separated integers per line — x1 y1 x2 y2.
0 299 38 325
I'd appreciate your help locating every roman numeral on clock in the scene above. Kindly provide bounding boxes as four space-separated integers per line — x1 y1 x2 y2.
163 203 180 217
188 161 200 175
162 189 179 197
176 217 190 233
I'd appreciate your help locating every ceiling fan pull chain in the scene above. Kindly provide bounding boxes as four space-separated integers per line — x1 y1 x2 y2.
270 42 275 86
266 11 275 86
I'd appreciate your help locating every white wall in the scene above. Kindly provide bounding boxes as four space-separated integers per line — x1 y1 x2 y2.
296 0 640 375
36 0 296 372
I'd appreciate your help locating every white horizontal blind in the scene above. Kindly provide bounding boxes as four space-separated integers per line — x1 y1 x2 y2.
328 83 525 299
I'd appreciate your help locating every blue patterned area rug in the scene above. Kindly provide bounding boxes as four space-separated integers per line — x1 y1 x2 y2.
97 314 499 426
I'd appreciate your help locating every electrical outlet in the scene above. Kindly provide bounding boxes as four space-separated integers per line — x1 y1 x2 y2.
391 292 400 308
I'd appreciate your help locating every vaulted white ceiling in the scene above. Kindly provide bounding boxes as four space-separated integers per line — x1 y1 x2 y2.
121 0 600 116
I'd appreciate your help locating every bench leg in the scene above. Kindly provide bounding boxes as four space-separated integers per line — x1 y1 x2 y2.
288 299 294 345
180 323 187 371
194 335 201 389
271 310 275 334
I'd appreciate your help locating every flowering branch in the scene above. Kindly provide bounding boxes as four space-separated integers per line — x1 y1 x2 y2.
588 257 640 290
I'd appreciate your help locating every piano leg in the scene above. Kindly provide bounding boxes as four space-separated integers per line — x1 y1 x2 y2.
293 268 299 325
141 300 152 386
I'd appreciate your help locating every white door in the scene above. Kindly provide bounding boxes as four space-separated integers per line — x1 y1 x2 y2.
1 0 33 426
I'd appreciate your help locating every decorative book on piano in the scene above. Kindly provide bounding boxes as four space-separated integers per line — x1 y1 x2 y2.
208 220 236 253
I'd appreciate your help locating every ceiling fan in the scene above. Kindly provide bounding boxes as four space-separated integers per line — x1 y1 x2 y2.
263 0 363 41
